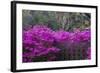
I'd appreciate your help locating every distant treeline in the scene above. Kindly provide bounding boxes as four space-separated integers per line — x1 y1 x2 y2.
22 10 91 31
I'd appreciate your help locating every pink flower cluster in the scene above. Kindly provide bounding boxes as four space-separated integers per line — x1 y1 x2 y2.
23 25 60 62
23 25 91 62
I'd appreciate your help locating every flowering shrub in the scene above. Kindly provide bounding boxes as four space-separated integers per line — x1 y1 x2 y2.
23 25 61 62
23 25 91 62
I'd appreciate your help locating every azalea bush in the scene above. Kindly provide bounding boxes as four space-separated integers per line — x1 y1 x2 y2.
22 25 91 62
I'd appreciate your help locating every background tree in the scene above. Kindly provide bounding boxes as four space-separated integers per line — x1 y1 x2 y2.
22 10 91 31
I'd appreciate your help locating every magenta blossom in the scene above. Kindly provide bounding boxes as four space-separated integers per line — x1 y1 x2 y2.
23 25 91 62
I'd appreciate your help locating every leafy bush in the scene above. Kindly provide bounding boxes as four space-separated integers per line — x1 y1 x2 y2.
23 25 91 62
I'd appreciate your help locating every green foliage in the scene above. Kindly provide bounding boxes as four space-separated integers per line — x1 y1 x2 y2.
22 10 91 31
